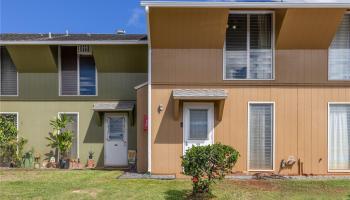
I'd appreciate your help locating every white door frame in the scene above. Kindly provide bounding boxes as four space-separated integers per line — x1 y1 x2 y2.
182 102 215 155
104 112 128 167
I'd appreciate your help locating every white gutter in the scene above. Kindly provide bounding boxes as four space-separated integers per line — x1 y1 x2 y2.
141 1 350 8
0 40 148 45
146 6 152 173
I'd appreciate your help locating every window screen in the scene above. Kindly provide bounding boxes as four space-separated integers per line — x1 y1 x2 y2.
79 56 96 95
60 113 78 158
225 13 273 80
0 47 18 95
60 46 97 96
329 104 350 170
108 117 125 140
249 103 274 170
189 109 208 140
60 46 78 95
328 14 350 80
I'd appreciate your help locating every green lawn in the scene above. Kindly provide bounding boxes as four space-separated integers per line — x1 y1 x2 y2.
0 170 350 200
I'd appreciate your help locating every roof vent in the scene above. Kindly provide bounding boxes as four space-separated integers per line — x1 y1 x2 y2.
116 29 126 35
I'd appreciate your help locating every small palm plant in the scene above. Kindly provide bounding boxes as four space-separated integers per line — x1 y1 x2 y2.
46 115 74 168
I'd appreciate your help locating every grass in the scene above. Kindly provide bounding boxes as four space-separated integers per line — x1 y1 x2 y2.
1 169 350 200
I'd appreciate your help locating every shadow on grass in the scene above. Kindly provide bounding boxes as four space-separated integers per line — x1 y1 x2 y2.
164 189 216 200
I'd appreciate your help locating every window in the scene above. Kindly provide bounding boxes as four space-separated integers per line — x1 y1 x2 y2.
59 113 79 158
189 109 209 140
248 103 274 171
0 47 18 96
328 104 350 171
328 13 350 80
59 46 97 96
224 12 274 80
107 116 126 140
0 112 18 129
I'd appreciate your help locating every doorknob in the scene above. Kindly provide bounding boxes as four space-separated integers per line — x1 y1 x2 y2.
114 144 118 146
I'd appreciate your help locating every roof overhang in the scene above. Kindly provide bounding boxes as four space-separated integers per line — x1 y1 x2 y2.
141 1 350 8
172 89 228 121
0 40 148 45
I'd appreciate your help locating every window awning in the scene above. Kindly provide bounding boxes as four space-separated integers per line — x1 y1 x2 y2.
93 101 135 112
173 89 228 100
172 89 228 121
93 101 135 126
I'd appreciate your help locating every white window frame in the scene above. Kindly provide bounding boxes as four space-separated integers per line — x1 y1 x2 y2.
0 46 19 97
183 102 215 156
247 101 275 172
58 46 98 96
327 102 350 173
327 12 350 81
223 10 275 81
58 112 80 159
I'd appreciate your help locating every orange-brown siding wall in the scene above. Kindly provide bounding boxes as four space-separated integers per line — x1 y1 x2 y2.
136 85 148 173
152 49 350 86
151 85 350 176
148 7 350 176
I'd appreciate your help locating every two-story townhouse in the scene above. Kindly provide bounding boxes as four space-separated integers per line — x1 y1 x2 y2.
137 1 350 177
0 33 147 167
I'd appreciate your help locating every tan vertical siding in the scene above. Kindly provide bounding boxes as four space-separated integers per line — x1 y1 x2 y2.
136 86 148 173
151 86 350 176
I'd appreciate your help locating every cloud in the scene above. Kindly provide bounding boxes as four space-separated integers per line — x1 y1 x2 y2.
127 8 144 28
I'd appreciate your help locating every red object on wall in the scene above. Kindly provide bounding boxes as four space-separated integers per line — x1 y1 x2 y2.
144 115 148 131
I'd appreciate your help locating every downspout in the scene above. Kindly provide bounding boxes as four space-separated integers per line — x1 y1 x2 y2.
145 6 152 173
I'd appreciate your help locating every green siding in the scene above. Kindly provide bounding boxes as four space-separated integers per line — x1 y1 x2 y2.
0 101 137 167
0 73 147 100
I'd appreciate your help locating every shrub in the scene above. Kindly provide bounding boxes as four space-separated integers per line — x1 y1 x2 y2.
181 143 239 194
0 115 27 167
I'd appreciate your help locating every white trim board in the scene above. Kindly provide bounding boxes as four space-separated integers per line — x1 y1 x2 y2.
146 5 153 173
247 101 276 172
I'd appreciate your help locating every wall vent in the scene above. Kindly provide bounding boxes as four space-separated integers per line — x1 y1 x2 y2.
77 45 92 55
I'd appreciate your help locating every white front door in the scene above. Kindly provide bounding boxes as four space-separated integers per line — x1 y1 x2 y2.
183 103 214 155
104 113 128 166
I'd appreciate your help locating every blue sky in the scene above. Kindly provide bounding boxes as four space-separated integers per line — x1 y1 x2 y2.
0 0 343 34
0 0 147 34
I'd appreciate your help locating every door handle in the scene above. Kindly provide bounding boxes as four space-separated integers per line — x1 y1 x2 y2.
114 144 118 146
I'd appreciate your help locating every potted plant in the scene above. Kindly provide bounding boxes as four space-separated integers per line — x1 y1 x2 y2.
86 151 95 168
46 115 74 169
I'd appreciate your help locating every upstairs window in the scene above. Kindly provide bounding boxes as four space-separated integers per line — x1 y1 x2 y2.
224 12 274 80
0 47 18 96
329 13 350 80
59 46 97 96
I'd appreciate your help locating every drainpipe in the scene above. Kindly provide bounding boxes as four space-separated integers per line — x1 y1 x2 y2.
145 6 152 173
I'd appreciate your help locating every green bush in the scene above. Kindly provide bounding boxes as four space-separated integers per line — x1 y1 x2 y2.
181 143 239 194
0 115 27 167
46 115 73 159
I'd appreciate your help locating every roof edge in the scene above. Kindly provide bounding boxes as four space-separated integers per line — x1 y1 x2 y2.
0 40 148 45
141 1 350 8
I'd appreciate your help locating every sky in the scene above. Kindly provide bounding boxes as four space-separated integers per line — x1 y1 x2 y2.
0 0 348 34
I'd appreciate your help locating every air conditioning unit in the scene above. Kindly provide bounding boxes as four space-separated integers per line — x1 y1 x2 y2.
77 45 92 55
